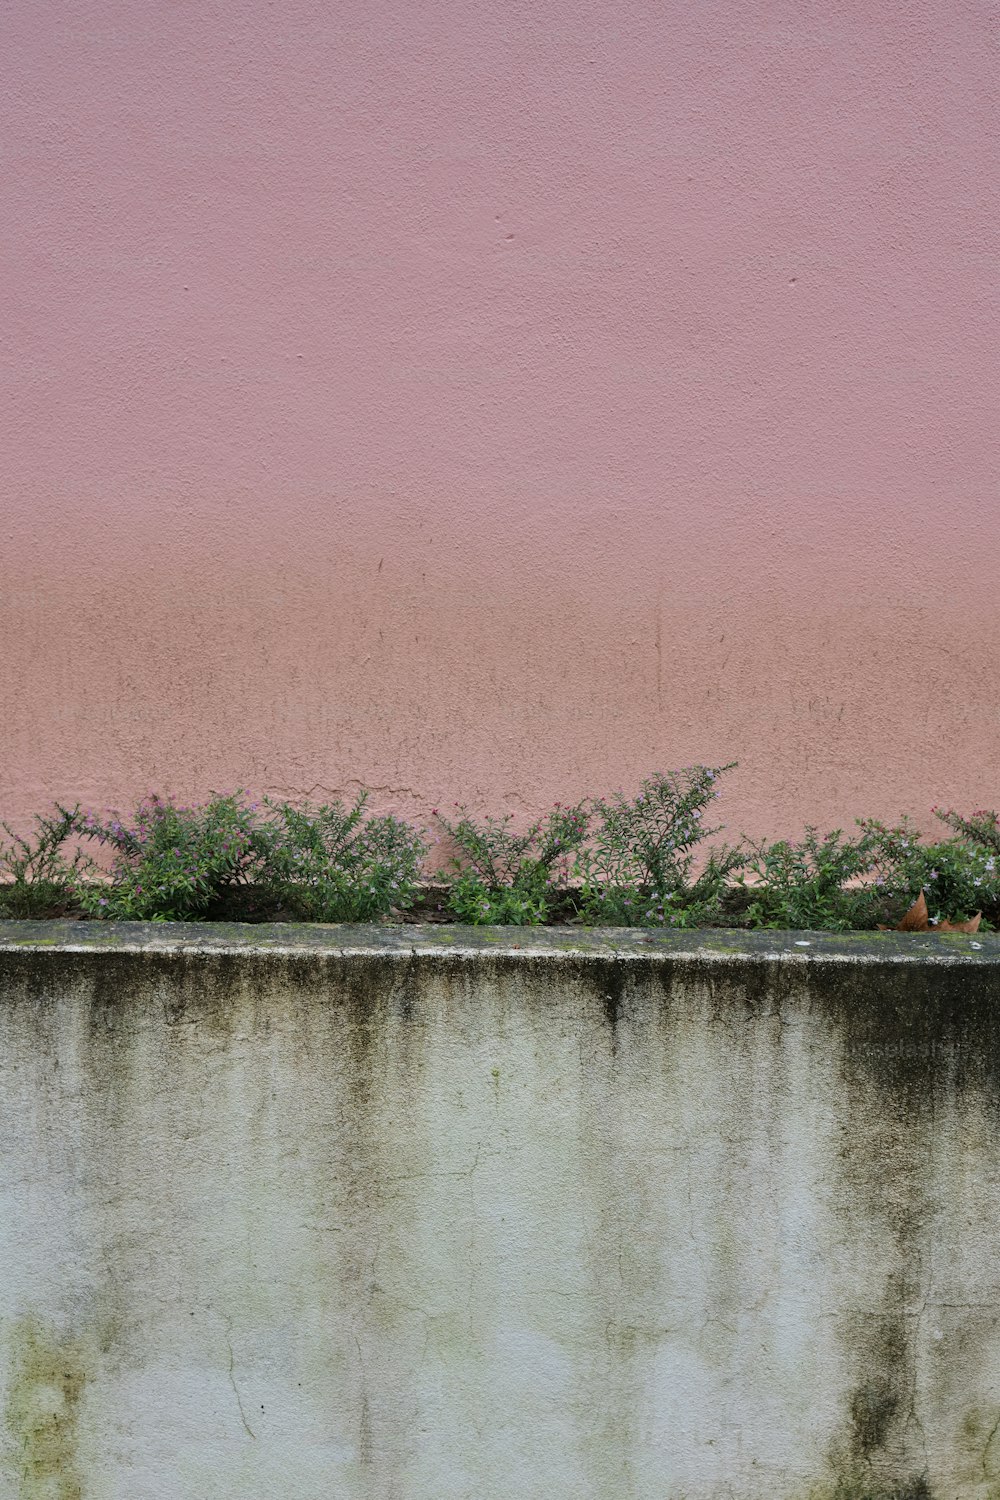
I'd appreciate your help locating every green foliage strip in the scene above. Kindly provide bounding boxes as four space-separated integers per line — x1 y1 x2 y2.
1 768 998 929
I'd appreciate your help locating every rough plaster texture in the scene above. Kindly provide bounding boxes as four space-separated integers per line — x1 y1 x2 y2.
1 924 1000 1499
2 0 1000 837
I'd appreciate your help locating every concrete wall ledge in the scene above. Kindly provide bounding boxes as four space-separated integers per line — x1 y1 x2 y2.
1 917 997 964
2 922 1000 1499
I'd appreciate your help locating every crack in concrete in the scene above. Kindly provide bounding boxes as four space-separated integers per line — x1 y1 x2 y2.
224 1326 256 1441
982 1409 1000 1478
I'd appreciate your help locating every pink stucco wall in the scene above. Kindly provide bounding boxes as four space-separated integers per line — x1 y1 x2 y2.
3 0 998 840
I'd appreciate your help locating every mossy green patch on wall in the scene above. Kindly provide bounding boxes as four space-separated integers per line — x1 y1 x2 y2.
805 1477 933 1500
3 1318 87 1500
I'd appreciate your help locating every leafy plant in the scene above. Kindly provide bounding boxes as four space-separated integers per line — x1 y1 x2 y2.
933 804 1000 858
435 803 588 925
737 825 897 931
73 792 260 920
576 765 742 926
0 805 90 917
860 814 998 929
735 815 992 931
256 793 426 921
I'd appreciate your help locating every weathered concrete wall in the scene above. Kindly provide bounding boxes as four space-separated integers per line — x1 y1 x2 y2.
1 923 1000 1499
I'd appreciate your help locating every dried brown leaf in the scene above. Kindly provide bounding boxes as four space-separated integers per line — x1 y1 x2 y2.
894 892 929 932
937 912 982 934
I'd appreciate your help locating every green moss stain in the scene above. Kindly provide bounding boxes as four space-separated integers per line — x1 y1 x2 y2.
4 1318 87 1499
806 1479 932 1500
951 1406 1000 1489
591 956 628 1037
849 1378 901 1459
